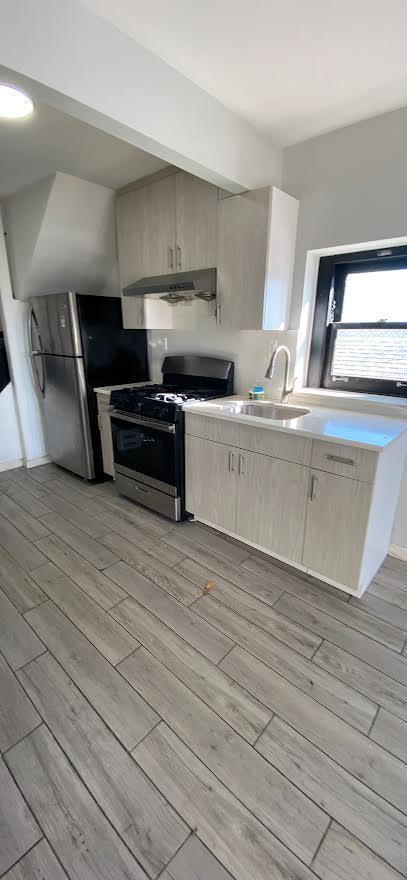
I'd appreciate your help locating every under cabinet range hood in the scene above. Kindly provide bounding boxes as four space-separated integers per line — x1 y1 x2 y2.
122 267 216 301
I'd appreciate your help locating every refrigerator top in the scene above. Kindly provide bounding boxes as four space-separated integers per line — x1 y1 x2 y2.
29 292 83 357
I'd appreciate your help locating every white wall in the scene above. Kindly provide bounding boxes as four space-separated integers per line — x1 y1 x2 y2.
147 328 297 397
0 208 48 466
0 383 23 470
282 105 407 549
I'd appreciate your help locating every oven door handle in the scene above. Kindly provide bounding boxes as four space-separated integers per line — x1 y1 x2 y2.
112 410 176 433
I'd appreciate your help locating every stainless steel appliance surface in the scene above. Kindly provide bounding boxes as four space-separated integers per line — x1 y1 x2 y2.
110 355 234 521
29 292 149 480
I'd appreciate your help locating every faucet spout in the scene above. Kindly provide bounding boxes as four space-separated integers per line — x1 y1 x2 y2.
265 344 295 403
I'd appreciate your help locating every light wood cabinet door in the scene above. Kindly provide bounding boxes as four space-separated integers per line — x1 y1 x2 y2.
116 188 148 289
175 173 218 271
236 451 309 563
302 470 372 589
185 435 238 532
143 175 176 277
96 397 115 478
217 189 269 329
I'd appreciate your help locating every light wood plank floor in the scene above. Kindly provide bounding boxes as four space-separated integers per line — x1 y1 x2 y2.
1 463 407 880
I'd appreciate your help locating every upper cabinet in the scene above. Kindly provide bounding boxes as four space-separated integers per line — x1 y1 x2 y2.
175 172 218 272
116 171 218 289
217 186 298 330
116 171 298 331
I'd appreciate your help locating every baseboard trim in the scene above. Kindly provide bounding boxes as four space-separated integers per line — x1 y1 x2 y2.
25 455 52 469
0 458 24 472
389 543 407 562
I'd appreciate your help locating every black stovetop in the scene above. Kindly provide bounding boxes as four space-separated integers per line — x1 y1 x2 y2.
110 383 223 423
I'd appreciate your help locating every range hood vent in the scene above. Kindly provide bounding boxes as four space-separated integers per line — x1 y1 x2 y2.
122 267 216 298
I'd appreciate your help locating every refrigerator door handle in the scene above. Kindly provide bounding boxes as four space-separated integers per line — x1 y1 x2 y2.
28 306 45 397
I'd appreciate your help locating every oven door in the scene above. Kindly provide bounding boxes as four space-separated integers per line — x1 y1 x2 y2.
111 412 179 496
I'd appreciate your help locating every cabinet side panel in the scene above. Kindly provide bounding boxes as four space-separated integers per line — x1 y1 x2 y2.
263 188 298 331
360 436 407 592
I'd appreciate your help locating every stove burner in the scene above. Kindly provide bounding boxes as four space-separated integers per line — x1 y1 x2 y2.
155 392 189 404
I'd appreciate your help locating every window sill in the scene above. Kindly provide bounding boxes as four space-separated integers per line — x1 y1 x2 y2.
292 387 407 420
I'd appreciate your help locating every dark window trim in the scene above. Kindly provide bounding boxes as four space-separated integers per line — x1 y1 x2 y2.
307 245 407 397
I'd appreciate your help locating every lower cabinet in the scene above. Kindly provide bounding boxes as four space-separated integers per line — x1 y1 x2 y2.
236 450 309 563
185 435 308 562
185 435 238 532
96 394 115 478
302 469 371 589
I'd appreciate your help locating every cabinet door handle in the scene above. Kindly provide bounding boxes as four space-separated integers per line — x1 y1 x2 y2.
168 246 174 269
310 474 318 500
215 304 221 325
326 454 355 466
228 451 235 472
239 454 245 477
176 245 182 269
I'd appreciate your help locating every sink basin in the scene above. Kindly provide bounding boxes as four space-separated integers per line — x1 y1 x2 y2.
238 403 310 420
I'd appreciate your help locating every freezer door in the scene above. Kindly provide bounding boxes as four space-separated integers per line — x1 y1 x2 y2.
30 293 82 357
42 354 94 478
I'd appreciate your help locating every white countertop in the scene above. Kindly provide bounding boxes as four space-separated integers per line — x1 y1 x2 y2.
183 396 407 451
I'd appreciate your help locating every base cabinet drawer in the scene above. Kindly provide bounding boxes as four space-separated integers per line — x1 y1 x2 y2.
302 470 372 588
311 440 377 483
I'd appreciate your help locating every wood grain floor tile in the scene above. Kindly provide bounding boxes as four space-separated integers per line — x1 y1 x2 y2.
0 513 46 571
134 723 317 880
36 534 126 610
19 652 189 877
370 707 407 763
172 521 250 564
40 489 109 539
221 646 407 815
273 593 407 686
0 547 46 613
108 563 232 663
312 822 402 880
0 756 41 875
39 512 118 569
314 640 407 722
241 553 349 601
0 652 40 752
115 597 270 743
7 725 148 880
178 557 322 658
26 600 158 749
1 839 69 880
350 590 407 630
120 648 328 864
190 591 376 732
162 836 234 880
1 839 68 880
30 562 138 665
255 715 407 876
0 587 45 670
0 494 50 542
6 469 50 500
104 539 199 604
3 483 52 519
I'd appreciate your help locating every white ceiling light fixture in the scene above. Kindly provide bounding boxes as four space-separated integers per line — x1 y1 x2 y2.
0 84 34 119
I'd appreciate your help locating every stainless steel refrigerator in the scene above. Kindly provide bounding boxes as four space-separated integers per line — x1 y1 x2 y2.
29 292 149 480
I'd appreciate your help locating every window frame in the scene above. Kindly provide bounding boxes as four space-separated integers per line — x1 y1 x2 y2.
307 245 407 397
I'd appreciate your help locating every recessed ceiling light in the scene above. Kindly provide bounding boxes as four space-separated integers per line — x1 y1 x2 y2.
0 84 34 119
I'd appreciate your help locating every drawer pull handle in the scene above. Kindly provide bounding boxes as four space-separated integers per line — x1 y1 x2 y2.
228 451 235 472
326 454 355 466
310 474 318 500
239 454 245 477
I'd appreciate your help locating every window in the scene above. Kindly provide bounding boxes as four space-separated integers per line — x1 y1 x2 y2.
308 246 407 396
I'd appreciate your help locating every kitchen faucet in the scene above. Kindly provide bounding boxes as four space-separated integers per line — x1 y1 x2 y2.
265 344 296 403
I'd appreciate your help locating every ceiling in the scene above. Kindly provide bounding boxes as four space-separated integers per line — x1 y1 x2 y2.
81 0 407 145
0 101 166 198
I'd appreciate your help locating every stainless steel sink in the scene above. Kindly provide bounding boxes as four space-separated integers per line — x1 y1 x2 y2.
238 403 310 420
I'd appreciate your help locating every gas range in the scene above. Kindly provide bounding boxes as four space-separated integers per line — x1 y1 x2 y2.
110 355 234 521
110 383 222 424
